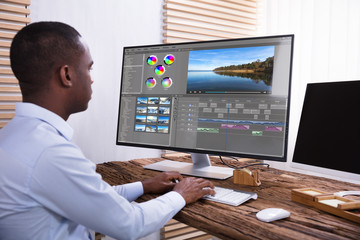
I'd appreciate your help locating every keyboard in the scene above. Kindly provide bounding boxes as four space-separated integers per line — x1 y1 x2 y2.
203 186 258 206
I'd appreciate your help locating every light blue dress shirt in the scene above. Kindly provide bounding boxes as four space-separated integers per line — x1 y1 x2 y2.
0 103 186 240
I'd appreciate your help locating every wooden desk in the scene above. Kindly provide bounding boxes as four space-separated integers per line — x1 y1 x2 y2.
96 156 360 240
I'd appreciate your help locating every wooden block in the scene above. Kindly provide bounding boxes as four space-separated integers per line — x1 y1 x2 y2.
233 168 261 186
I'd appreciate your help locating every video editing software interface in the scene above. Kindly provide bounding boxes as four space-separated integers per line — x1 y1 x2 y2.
117 36 293 159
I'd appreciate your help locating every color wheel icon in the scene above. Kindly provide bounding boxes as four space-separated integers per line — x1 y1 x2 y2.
147 55 157 65
155 65 165 75
164 54 175 65
146 78 156 88
162 77 173 88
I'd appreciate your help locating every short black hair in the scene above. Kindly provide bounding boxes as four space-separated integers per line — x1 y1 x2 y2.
10 21 84 97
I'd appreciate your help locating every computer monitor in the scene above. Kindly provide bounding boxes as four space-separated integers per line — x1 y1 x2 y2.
116 35 294 179
292 80 360 183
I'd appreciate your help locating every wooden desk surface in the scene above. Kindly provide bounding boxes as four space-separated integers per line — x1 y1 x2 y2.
96 156 360 240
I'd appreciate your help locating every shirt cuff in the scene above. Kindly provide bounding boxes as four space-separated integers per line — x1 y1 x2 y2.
113 181 144 202
161 191 186 210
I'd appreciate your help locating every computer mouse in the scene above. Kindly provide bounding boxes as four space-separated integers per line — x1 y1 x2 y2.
256 208 290 222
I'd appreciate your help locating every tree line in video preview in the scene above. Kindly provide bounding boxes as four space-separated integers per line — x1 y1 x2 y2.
213 57 274 85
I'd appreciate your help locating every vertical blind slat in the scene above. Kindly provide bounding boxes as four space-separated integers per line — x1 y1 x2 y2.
0 1 29 129
2 0 30 6
163 0 261 43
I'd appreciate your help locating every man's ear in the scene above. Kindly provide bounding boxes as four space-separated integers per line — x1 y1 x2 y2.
59 65 72 87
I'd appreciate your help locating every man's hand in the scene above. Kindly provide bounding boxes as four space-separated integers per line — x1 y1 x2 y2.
142 171 183 194
173 177 215 204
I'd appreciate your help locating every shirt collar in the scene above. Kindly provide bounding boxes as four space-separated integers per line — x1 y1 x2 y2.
15 102 74 141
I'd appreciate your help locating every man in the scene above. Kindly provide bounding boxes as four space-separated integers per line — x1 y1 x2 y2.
0 21 215 240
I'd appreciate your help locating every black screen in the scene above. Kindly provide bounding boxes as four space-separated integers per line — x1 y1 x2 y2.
293 80 360 174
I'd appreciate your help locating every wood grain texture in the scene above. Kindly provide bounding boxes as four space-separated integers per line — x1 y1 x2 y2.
96 156 360 240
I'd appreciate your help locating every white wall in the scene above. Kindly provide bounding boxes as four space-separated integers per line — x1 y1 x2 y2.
29 0 164 164
262 0 360 183
29 0 360 183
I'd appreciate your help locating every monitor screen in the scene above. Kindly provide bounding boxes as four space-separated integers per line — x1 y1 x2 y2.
116 35 294 178
292 81 360 178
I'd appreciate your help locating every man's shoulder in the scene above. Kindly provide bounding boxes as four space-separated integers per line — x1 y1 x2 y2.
0 116 75 167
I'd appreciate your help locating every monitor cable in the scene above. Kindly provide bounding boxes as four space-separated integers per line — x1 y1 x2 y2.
219 156 270 170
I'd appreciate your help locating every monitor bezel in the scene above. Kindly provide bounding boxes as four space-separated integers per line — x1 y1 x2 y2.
116 34 295 162
291 80 360 178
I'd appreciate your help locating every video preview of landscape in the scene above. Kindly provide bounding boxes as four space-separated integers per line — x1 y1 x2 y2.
187 46 275 93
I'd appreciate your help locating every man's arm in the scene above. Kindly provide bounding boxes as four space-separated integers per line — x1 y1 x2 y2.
29 144 214 240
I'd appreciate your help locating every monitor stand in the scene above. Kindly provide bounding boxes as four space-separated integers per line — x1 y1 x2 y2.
143 153 233 180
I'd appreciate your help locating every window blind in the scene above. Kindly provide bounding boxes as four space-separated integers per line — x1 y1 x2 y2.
161 0 263 158
0 0 30 129
163 0 262 43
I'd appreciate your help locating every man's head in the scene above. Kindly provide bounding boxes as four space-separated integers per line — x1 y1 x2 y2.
10 21 94 119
